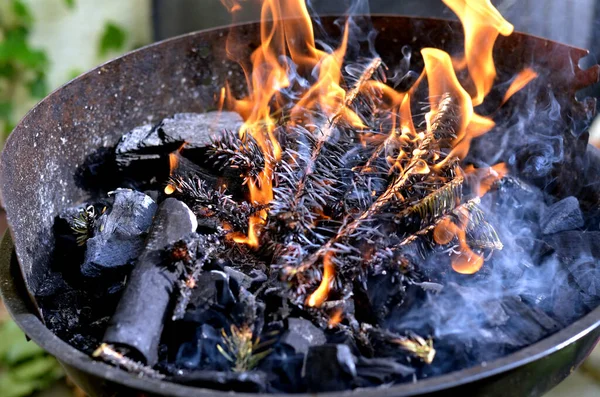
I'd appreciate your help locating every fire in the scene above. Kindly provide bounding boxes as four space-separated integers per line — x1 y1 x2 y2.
307 251 335 307
502 68 539 105
443 0 514 106
217 0 539 302
328 308 343 328
164 143 187 195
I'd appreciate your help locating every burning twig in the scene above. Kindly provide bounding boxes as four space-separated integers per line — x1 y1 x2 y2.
209 130 265 184
92 343 165 379
285 94 460 304
168 175 259 232
171 234 222 321
269 58 383 245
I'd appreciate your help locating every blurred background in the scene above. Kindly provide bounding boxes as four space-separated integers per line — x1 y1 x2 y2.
0 0 599 396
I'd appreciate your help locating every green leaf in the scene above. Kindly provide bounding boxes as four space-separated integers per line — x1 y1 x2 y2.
98 22 127 57
0 63 17 78
27 73 47 98
0 102 12 121
11 0 33 27
64 0 76 9
11 356 60 381
0 28 49 71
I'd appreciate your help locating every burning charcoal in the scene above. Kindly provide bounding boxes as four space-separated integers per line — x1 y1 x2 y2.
540 196 584 235
82 189 157 277
355 356 414 386
303 344 357 392
115 112 243 168
173 371 267 393
103 198 198 365
232 287 265 329
280 318 326 355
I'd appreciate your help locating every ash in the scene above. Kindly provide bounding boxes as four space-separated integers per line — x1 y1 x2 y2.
39 7 600 396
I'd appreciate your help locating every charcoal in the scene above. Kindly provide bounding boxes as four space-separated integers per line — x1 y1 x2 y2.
232 287 264 328
544 231 600 263
258 344 305 393
355 356 414 385
540 196 584 235
567 259 600 308
173 370 267 392
103 198 198 365
115 112 243 168
187 270 235 311
175 324 230 371
225 266 255 290
225 267 268 293
281 318 326 355
303 344 357 392
496 296 561 347
82 189 157 277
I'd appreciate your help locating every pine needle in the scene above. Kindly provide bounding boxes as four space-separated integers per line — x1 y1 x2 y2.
217 325 273 372
71 206 97 246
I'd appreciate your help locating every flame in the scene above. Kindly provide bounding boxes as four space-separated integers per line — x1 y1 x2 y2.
433 204 484 275
164 143 188 195
307 251 335 307
222 0 358 248
443 0 514 105
502 67 538 105
216 0 538 286
328 308 343 328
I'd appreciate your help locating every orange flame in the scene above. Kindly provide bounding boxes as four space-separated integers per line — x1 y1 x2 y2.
328 308 343 328
307 251 335 307
218 0 537 283
443 0 514 105
502 67 538 105
433 205 484 275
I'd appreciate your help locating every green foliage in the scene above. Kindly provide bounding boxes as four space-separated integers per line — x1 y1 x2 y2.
0 319 64 397
99 22 127 57
0 0 49 136
64 0 76 9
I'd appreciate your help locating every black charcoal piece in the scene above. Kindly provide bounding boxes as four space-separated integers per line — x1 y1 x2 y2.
544 231 600 263
355 356 414 385
303 344 357 392
258 344 305 393
187 270 235 310
103 198 198 365
175 324 229 371
115 112 243 168
225 266 254 290
540 196 584 235
568 259 600 305
172 370 267 392
82 189 157 277
281 318 326 355
496 296 561 347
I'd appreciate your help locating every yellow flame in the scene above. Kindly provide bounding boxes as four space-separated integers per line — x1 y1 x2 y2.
443 0 514 105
